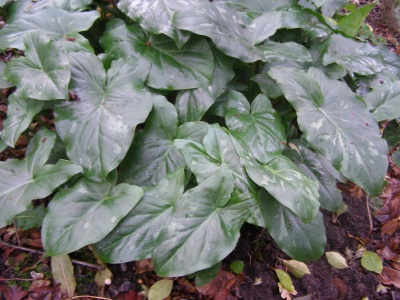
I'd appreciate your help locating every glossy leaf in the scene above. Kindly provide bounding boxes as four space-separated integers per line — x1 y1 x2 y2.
321 0 348 17
42 176 144 256
261 190 326 261
225 92 286 164
0 61 12 88
0 7 99 50
51 255 76 299
15 204 47 230
175 124 256 194
323 34 386 75
94 168 185 263
326 251 349 269
118 97 185 186
175 47 235 123
1 92 43 147
285 142 343 212
195 263 221 287
100 19 214 90
118 0 199 47
338 3 376 36
174 2 284 62
218 0 296 12
230 260 244 274
269 67 388 197
363 82 400 122
55 52 153 181
246 155 320 223
154 165 251 277
5 32 70 100
0 129 82 227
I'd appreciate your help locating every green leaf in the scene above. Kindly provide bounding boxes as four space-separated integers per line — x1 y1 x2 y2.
153 165 250 277
1 92 44 147
100 19 214 90
269 67 388 197
0 6 99 50
94 168 185 263
218 0 296 12
364 82 400 122
285 142 343 212
383 120 400 148
338 3 376 36
321 0 348 17
326 251 349 269
148 280 173 300
175 124 256 194
361 251 383 273
42 176 144 256
118 97 185 186
175 47 235 123
51 254 76 299
55 52 153 181
174 3 284 62
393 149 400 167
225 92 286 164
0 129 82 227
275 269 295 293
282 259 311 278
323 34 386 75
118 0 197 47
230 260 244 274
261 190 326 261
15 204 47 230
246 155 320 223
195 263 221 286
5 32 70 100
0 61 13 88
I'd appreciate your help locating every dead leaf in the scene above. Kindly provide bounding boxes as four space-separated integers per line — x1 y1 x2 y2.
326 252 349 269
253 277 262 285
332 277 348 299
176 278 197 293
377 266 400 288
28 279 51 291
382 217 400 236
379 246 397 261
281 259 310 278
51 254 76 299
3 285 28 300
196 270 236 297
135 259 154 274
376 283 390 294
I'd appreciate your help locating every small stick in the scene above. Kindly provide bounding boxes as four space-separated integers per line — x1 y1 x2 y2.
366 195 373 238
0 277 47 282
0 241 102 270
71 296 112 300
13 218 22 246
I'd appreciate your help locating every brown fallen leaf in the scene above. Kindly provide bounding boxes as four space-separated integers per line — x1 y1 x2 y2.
175 277 197 293
135 258 154 274
377 266 400 288
332 277 348 300
196 270 236 298
3 285 28 300
381 217 400 236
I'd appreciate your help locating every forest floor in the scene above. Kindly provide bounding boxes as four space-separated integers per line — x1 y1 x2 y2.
1 1 400 300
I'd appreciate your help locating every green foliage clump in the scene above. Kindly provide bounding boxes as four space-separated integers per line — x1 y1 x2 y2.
0 0 399 282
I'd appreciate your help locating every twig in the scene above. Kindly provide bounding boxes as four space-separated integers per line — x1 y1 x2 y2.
0 241 102 270
71 296 112 300
13 218 22 246
0 277 48 282
366 195 374 238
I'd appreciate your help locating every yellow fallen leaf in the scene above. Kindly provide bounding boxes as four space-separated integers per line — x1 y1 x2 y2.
326 251 349 269
282 259 310 278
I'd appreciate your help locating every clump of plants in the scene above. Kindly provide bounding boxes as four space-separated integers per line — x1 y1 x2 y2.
1 0 400 283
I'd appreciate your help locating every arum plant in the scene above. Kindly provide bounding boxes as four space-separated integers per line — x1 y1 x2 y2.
0 0 398 283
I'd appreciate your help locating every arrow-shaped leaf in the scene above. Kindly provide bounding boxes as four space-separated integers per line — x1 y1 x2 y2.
0 129 82 227
55 52 153 181
42 175 144 256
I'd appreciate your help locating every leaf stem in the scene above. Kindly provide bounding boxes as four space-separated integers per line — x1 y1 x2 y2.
366 195 373 238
